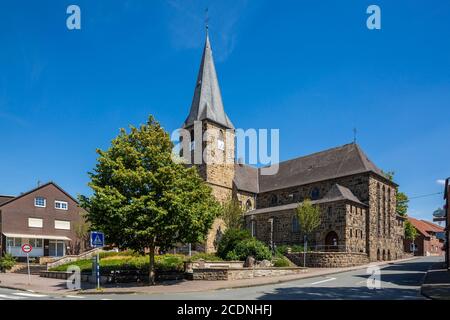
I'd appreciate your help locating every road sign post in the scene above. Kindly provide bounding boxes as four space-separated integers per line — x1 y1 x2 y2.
21 244 33 284
90 232 105 290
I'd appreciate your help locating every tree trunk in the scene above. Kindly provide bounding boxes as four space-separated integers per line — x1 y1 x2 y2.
149 242 156 285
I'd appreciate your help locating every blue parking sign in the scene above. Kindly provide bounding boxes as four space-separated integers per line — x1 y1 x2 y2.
90 231 105 248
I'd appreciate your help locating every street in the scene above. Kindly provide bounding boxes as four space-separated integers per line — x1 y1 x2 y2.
0 256 440 300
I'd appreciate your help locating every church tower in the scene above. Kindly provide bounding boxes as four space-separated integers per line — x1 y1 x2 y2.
182 31 235 204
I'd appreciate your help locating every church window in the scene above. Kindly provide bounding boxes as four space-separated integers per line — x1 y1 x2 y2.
350 229 353 238
246 199 253 211
328 206 332 216
217 130 225 151
270 194 278 206
293 192 300 202
292 215 300 233
311 188 320 200
251 220 257 237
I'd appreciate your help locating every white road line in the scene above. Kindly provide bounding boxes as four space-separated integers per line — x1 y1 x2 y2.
13 292 48 298
310 277 337 285
0 294 25 300
101 298 112 300
65 295 85 299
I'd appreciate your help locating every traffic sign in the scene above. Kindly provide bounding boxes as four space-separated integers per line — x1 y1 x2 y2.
21 243 32 253
90 231 105 248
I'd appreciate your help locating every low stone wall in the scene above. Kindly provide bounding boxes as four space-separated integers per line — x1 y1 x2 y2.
40 270 184 283
190 267 307 281
184 260 244 273
286 252 369 268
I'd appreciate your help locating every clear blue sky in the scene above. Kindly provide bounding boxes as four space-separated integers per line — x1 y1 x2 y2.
0 1 449 221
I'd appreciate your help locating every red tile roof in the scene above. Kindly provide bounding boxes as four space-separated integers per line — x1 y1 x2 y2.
407 217 445 237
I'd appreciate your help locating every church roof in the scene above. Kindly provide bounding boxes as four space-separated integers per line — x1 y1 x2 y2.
183 32 234 129
321 184 366 206
234 163 259 193
234 143 392 194
258 143 390 193
246 183 366 216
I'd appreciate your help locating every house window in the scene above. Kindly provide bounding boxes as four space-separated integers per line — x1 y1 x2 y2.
35 197 46 207
54 220 71 230
29 238 43 248
6 238 21 247
28 218 43 228
55 200 68 210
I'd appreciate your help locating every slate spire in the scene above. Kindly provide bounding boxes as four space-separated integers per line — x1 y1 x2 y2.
183 31 234 129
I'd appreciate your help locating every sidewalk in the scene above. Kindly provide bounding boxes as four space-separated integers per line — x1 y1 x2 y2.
421 261 450 300
0 257 417 296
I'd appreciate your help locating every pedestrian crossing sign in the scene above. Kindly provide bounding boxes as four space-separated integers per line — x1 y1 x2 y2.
90 231 105 248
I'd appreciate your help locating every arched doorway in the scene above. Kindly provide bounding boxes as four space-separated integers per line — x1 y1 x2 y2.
377 249 381 261
325 231 339 251
387 250 391 261
382 249 386 261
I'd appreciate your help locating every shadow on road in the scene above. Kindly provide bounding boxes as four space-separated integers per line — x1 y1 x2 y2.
257 286 422 300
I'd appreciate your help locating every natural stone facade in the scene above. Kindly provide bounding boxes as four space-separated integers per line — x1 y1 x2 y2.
286 252 370 268
180 32 405 260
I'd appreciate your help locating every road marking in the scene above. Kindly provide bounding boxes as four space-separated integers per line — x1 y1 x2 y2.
65 295 85 299
310 277 337 285
13 292 48 298
0 294 25 300
101 298 112 300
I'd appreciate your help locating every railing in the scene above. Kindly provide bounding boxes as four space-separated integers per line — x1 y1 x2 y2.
283 244 365 253
46 247 109 270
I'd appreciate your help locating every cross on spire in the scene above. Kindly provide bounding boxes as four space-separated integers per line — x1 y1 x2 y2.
353 128 357 143
205 7 209 31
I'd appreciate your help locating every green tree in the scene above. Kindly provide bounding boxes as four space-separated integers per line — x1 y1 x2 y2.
296 199 321 266
220 199 244 229
384 171 409 216
79 116 221 285
404 220 418 253
217 228 251 260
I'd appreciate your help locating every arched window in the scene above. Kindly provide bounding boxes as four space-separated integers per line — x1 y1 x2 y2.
311 188 320 200
270 194 278 206
292 215 300 233
217 130 225 151
245 199 253 211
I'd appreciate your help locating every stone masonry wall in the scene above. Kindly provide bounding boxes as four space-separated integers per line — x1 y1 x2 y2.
286 252 369 268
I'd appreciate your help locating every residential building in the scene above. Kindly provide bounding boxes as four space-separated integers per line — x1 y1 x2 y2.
403 217 445 256
0 182 88 259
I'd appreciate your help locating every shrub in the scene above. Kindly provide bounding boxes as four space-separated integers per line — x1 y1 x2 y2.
0 253 16 271
272 256 291 267
188 253 223 262
217 228 251 259
225 238 272 261
49 254 185 273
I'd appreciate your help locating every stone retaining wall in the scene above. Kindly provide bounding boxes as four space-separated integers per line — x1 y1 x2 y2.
190 267 307 281
286 252 369 268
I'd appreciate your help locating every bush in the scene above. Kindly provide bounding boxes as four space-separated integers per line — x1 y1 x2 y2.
217 228 251 259
0 253 16 271
272 256 291 267
188 253 223 262
49 254 185 273
226 238 272 261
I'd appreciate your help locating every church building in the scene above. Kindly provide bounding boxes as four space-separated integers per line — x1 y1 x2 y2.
181 31 405 262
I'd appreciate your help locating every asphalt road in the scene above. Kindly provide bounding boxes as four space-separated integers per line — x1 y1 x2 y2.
0 256 440 300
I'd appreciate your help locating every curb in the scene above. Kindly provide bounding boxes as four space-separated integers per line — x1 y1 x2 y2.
78 257 420 296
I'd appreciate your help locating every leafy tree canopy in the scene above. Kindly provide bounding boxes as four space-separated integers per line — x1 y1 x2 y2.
79 116 220 283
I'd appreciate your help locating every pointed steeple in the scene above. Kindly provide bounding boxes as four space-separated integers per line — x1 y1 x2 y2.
183 31 234 129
